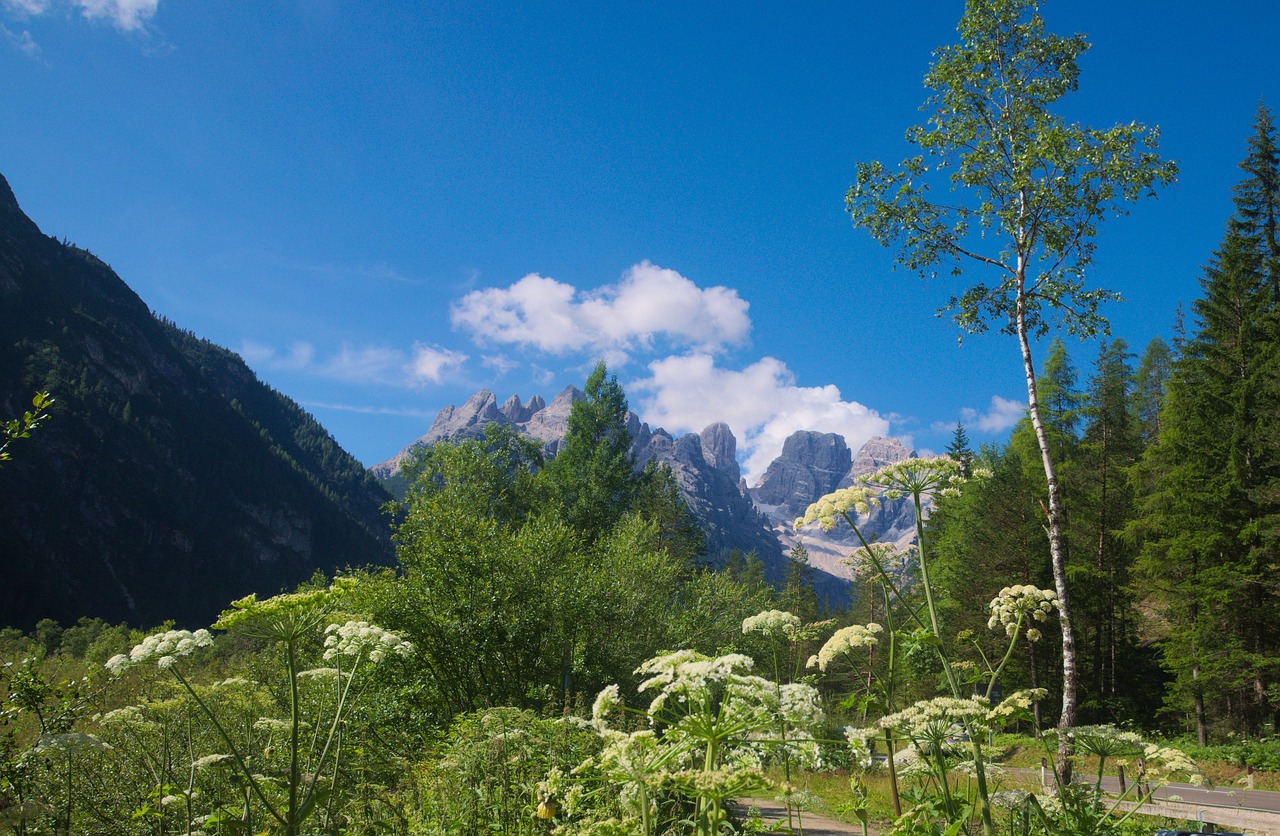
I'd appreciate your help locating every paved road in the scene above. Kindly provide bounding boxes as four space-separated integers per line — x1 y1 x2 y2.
1016 768 1280 814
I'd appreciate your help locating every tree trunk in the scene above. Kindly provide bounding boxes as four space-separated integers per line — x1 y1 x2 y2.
1015 286 1078 784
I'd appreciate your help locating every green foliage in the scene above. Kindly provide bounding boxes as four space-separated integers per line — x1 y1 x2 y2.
544 362 640 543
845 0 1176 341
1130 106 1280 741
0 391 51 468
405 708 608 835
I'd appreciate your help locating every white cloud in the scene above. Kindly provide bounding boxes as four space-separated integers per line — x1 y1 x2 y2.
630 354 893 483
408 344 468 384
73 0 157 31
451 261 751 361
960 395 1026 433
239 340 466 387
239 340 314 371
3 0 157 32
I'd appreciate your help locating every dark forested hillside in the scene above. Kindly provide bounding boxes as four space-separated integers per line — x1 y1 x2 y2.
0 173 393 630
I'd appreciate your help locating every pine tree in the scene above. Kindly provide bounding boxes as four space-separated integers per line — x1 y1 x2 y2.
1233 104 1280 302
780 542 819 623
945 421 974 477
1071 339 1146 721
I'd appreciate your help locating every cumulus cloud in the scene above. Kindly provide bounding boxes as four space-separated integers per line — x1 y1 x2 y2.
451 261 751 361
630 354 893 483
960 395 1026 433
240 340 314 371
239 340 466 387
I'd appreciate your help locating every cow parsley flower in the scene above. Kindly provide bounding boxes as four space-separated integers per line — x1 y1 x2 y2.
795 485 880 531
322 621 413 663
742 609 801 639
106 629 214 674
809 623 883 671
987 585 1058 640
860 456 969 500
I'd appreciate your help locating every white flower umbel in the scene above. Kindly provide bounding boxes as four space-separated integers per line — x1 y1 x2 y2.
795 485 880 531
105 629 214 674
809 623 883 672
322 621 413 664
987 585 1058 640
741 609 801 639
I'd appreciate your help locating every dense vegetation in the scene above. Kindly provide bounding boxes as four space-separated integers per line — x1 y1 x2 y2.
4 1 1280 833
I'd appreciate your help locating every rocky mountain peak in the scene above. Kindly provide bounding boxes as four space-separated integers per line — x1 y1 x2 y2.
699 422 740 484
849 436 915 480
750 431 852 519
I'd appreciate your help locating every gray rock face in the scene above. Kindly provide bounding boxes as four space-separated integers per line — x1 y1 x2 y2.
522 386 583 456
750 431 852 520
849 436 915 481
699 422 741 485
375 392 941 605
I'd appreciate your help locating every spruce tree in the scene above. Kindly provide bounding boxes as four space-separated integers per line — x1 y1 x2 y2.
544 362 640 543
944 421 974 477
1132 112 1280 737
1130 337 1173 445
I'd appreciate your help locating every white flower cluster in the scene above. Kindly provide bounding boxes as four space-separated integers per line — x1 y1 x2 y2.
859 456 968 500
1141 743 1202 782
795 485 880 531
322 621 413 664
878 696 991 740
741 609 801 639
987 585 1058 641
808 623 883 672
105 629 214 674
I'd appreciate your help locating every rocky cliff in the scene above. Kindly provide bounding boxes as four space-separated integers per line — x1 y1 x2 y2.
750 433 917 582
0 173 394 630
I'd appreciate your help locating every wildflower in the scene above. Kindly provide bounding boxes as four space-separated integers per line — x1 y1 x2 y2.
795 485 880 531
878 696 991 739
991 788 1031 809
213 582 348 642
322 621 413 663
809 623 883 671
742 609 801 639
987 585 1058 639
193 753 235 770
34 732 111 754
592 684 622 731
106 629 214 674
859 455 969 499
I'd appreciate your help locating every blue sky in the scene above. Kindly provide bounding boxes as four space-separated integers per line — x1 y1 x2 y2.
4 1 1279 480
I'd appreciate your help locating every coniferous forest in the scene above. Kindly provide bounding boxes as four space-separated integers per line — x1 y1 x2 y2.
4 2 1280 834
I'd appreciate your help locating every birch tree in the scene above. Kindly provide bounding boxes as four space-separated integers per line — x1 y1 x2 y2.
845 0 1176 777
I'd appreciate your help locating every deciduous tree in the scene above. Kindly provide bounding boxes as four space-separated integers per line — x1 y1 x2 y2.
845 0 1176 773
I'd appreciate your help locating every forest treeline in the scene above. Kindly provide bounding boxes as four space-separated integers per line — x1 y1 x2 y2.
927 104 1280 745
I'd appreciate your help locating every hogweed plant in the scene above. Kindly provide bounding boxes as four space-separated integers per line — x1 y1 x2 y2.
570 650 823 836
104 580 412 835
741 608 832 834
799 456 1020 835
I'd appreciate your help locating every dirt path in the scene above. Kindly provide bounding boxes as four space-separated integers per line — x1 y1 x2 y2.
731 798 879 835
